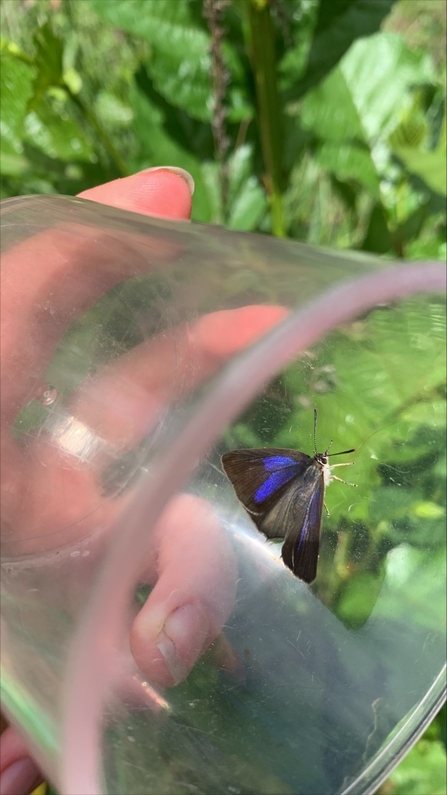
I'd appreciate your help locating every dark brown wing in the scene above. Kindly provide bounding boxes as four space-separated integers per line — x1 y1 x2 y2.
280 469 325 583
221 448 314 538
222 448 325 583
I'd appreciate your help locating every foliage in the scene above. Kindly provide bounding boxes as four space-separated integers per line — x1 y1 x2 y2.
1 1 445 794
226 294 446 623
1 0 445 254
378 705 447 795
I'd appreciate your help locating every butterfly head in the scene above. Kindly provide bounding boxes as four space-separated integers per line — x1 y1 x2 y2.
314 451 329 467
314 451 332 486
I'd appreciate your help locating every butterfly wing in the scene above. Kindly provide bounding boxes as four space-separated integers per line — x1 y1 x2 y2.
279 469 325 583
222 448 324 583
221 449 315 539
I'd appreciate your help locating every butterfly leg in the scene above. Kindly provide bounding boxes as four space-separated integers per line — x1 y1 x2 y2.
323 502 330 517
331 474 357 487
328 461 356 486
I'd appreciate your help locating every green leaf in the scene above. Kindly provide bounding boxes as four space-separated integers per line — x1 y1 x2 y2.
300 33 435 144
227 145 268 231
375 545 446 634
412 501 445 520
129 77 212 221
278 297 446 540
401 400 447 428
385 738 447 795
228 178 267 231
360 201 393 253
316 141 381 195
0 146 30 178
299 32 436 193
391 115 447 196
63 67 82 96
89 0 213 121
338 33 434 140
95 91 133 128
23 101 93 162
133 65 213 161
283 0 397 101
0 51 35 156
337 572 383 627
31 23 64 106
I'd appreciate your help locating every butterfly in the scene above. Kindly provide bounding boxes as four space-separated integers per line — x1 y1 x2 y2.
221 409 355 584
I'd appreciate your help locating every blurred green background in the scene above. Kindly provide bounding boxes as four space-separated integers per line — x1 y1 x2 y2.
1 1 445 793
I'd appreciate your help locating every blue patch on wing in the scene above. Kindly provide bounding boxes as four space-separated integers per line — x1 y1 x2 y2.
297 485 322 551
254 457 299 503
263 455 296 471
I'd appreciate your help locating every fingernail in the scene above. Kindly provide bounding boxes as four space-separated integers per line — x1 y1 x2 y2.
155 627 187 685
141 166 195 196
0 759 41 795
156 603 209 685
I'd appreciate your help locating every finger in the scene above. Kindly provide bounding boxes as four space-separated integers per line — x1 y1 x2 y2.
130 494 237 687
3 304 286 555
72 305 288 446
78 166 194 220
1 168 194 425
0 726 43 795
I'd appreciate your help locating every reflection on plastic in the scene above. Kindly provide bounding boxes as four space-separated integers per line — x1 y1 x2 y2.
0 196 445 795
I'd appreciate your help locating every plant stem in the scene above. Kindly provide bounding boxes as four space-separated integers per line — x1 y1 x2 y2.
245 0 285 236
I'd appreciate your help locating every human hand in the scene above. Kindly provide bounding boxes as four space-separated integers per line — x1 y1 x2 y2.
0 168 286 794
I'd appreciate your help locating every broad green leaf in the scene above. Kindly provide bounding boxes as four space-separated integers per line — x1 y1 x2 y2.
63 67 82 96
282 0 397 101
129 78 212 221
385 738 447 795
88 0 212 121
277 297 446 536
299 65 365 144
200 161 223 223
88 0 251 123
339 33 434 140
227 181 267 231
299 33 435 191
408 237 447 261
391 118 447 196
337 572 383 626
133 65 214 161
300 33 435 144
370 488 446 550
360 201 393 253
316 141 381 194
227 145 268 231
0 51 35 154
31 23 64 106
401 400 447 428
412 501 445 520
0 146 30 178
375 545 446 634
95 91 134 128
88 0 209 59
23 101 93 162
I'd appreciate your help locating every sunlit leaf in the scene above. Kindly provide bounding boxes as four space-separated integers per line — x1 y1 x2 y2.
282 0 397 101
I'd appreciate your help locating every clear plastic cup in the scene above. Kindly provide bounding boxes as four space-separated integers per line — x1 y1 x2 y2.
1 195 445 795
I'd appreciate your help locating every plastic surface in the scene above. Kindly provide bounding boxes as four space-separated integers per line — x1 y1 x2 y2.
1 195 445 795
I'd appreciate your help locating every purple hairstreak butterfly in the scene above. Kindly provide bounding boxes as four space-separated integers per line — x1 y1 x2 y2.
221 409 356 583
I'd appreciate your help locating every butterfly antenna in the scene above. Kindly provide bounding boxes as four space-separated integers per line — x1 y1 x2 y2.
325 439 334 455
314 409 354 457
327 448 355 457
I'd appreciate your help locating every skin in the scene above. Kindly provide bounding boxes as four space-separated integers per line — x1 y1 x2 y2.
0 167 287 794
